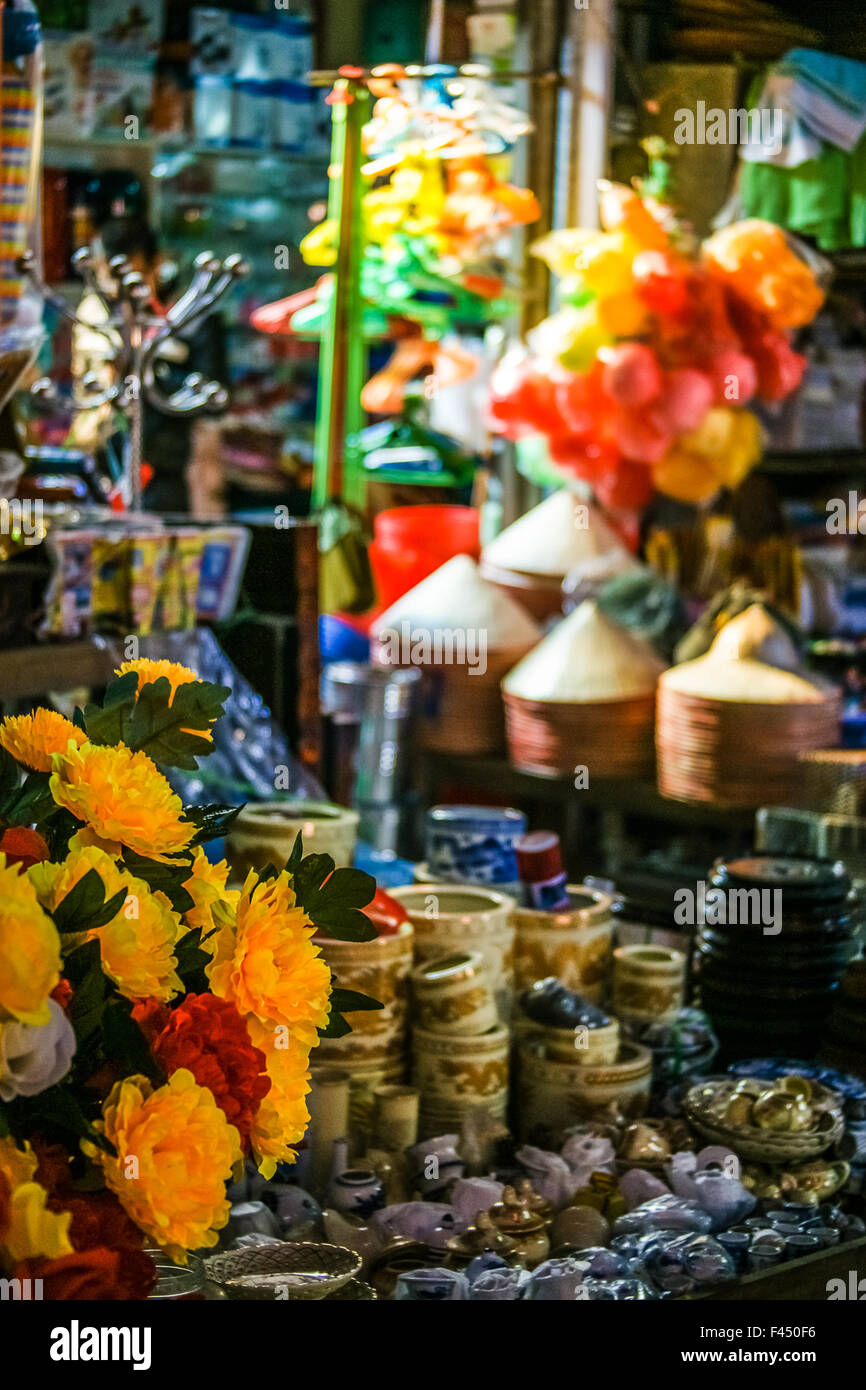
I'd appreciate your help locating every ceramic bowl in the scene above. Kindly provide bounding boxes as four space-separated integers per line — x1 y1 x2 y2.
227 800 359 876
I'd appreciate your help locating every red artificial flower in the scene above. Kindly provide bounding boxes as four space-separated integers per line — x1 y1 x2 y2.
33 1140 73 1196
135 993 270 1146
50 979 74 1012
0 826 50 870
50 1190 146 1254
13 1247 156 1300
130 998 171 1045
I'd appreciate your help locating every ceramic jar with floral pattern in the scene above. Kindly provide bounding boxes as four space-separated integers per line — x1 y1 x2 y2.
411 951 498 1035
512 886 613 1002
315 921 414 1061
613 944 687 1026
390 885 516 1015
412 1024 510 1138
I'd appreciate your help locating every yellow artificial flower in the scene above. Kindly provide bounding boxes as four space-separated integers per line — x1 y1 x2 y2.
49 742 196 864
182 848 239 949
206 870 331 1046
0 1138 73 1261
29 845 183 1003
84 1071 242 1261
115 658 214 742
246 1020 313 1178
0 856 61 1025
0 710 86 772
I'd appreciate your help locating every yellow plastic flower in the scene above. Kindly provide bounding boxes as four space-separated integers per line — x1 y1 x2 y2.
114 658 214 742
49 742 196 864
0 856 61 1025
182 848 239 950
84 1070 242 1261
30 845 183 1003
0 1138 73 1261
0 710 86 773
246 1020 313 1178
206 870 330 1046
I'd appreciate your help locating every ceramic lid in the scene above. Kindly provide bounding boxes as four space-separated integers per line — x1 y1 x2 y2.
373 554 541 650
501 598 666 702
481 488 633 580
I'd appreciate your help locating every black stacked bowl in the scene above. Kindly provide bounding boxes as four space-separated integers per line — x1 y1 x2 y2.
694 855 860 1061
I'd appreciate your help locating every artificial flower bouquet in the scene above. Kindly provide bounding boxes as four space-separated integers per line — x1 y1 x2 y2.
0 658 379 1299
489 183 826 509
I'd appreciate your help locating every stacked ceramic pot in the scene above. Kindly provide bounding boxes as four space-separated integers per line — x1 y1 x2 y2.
514 980 652 1144
391 884 515 1139
371 554 541 755
502 599 666 778
656 606 841 808
480 489 638 622
511 885 614 1004
695 855 859 1060
311 921 415 1144
227 800 359 877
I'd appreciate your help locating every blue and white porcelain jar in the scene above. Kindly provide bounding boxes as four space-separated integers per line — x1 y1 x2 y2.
425 805 526 894
330 1168 386 1219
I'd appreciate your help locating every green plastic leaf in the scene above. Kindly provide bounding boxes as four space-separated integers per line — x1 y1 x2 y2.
285 830 304 877
68 944 108 1043
293 851 336 900
103 1001 162 1082
175 926 214 993
298 865 377 941
318 1012 353 1039
329 988 384 1014
23 1084 114 1155
120 849 195 914
0 744 19 792
83 674 230 770
0 771 54 827
187 803 244 846
52 868 127 934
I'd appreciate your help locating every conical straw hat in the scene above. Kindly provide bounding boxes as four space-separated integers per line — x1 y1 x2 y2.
502 598 666 703
373 554 541 650
662 606 829 704
481 489 633 580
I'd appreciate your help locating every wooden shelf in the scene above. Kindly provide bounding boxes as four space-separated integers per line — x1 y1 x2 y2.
0 641 115 701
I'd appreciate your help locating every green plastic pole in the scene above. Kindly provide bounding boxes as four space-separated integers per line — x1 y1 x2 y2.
312 73 370 513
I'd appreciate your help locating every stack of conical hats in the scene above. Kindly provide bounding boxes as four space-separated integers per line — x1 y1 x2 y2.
480 489 637 621
501 598 666 777
656 604 841 807
372 554 541 755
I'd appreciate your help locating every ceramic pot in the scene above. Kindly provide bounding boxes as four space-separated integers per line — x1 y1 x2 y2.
405 1136 466 1196
306 1068 351 1199
315 922 414 1061
512 886 614 1002
330 1168 387 1220
424 805 527 888
390 884 516 1014
311 1054 406 1151
540 1016 621 1067
613 945 687 1026
227 800 359 877
372 1084 420 1154
515 1039 652 1142
411 951 498 1036
412 1025 510 1138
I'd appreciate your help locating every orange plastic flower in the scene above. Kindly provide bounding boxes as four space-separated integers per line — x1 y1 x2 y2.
246 1020 313 1177
84 1070 243 1261
0 855 62 1025
30 846 183 1003
115 658 214 741
206 871 331 1046
49 742 196 863
0 710 86 772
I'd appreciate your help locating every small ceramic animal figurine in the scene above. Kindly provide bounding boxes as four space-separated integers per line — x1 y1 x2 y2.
515 1145 574 1210
451 1176 505 1224
322 1208 384 1272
